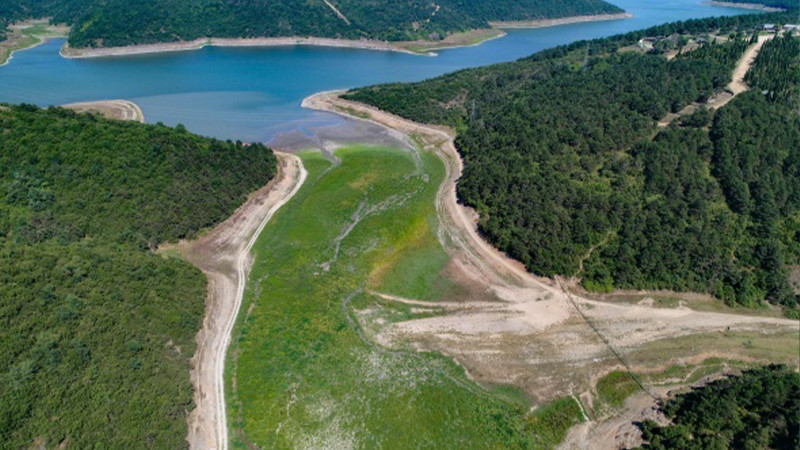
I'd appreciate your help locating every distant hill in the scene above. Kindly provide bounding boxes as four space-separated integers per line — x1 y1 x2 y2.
0 105 276 447
0 0 625 48
345 11 800 312
715 0 796 9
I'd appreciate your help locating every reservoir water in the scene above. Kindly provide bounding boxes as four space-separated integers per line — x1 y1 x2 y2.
0 0 751 142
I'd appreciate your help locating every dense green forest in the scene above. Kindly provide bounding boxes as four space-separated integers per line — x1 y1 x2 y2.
0 0 623 47
637 365 799 449
0 105 276 447
345 12 800 311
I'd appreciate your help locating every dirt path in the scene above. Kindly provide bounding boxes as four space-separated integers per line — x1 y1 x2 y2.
727 33 773 96
658 33 774 127
162 153 306 450
322 0 351 25
62 99 145 122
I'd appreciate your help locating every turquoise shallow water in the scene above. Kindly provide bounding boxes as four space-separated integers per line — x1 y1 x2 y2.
0 0 750 141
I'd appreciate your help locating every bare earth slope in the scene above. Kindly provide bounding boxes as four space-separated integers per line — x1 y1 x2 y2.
161 153 306 450
62 99 145 122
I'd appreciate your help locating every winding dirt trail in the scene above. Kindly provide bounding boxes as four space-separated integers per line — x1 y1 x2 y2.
163 153 306 450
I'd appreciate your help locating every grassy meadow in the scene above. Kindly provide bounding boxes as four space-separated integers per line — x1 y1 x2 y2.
225 145 583 449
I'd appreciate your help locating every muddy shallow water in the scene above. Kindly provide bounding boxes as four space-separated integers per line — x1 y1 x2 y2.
269 118 414 158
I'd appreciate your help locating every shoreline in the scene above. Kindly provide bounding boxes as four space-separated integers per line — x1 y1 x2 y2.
60 37 425 59
703 1 785 12
0 19 68 67
57 12 634 60
489 12 633 29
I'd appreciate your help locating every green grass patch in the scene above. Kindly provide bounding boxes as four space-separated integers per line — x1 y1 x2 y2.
525 396 585 449
226 145 580 448
596 371 642 409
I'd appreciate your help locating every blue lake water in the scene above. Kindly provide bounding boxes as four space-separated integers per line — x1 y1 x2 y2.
0 0 751 142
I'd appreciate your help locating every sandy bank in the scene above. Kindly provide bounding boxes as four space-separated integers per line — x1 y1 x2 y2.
61 99 145 122
489 12 633 29
704 1 785 12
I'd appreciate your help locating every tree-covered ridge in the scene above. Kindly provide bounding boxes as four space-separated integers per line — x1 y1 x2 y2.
637 365 800 450
344 13 799 310
0 0 624 48
1 105 276 247
0 105 276 448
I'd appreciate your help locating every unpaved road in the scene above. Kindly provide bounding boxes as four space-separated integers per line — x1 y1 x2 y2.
163 153 306 450
727 33 773 96
62 99 145 122
659 33 774 126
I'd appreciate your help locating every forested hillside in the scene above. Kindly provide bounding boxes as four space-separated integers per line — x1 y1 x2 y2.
0 105 276 447
345 11 800 312
637 365 799 450
0 0 624 48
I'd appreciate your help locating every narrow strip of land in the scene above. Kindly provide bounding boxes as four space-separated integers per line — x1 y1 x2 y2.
489 12 633 29
162 153 306 450
705 1 785 12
